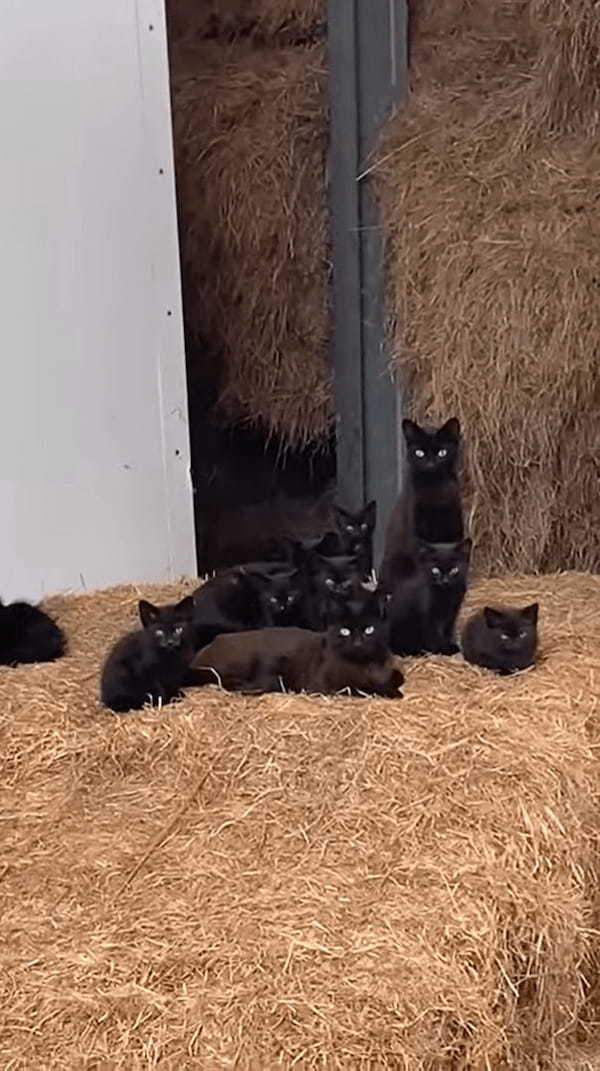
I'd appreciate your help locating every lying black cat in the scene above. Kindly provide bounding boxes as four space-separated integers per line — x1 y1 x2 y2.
0 597 66 666
191 589 403 699
462 603 539 675
381 538 471 656
100 596 195 713
334 501 376 577
191 561 292 647
382 418 463 572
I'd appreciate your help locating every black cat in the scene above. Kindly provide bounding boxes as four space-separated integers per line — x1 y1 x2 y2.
381 550 432 657
382 417 463 571
245 567 307 628
0 598 66 666
191 563 287 648
305 548 363 630
100 596 196 713
191 588 403 699
419 538 472 654
462 603 539 675
334 501 376 578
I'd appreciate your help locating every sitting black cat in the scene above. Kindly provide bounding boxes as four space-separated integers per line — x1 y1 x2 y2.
462 603 539 675
419 538 472 655
191 588 403 699
334 501 376 578
305 547 363 630
100 596 195 713
382 418 463 575
245 566 307 628
0 598 66 666
381 538 471 657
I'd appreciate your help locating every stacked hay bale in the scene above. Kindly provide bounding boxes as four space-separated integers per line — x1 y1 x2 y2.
168 0 331 446
1 574 599 1066
377 0 600 575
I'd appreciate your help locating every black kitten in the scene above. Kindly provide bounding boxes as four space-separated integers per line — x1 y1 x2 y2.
191 563 283 648
462 603 539 675
100 596 196 713
334 501 376 578
420 538 472 655
0 598 66 666
191 589 403 699
382 417 463 571
246 567 307 628
306 550 362 630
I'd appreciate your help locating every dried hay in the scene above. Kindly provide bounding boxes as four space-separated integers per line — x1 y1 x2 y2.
171 41 331 446
377 0 600 574
167 0 325 51
2 572 600 1066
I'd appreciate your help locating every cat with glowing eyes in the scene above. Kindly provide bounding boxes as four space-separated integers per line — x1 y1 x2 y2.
190 588 403 698
100 596 196 713
419 538 472 654
381 418 464 583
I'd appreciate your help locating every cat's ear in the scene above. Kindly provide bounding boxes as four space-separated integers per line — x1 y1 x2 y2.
440 417 460 441
483 607 503 629
175 595 195 619
402 418 420 444
522 602 539 625
138 600 159 627
417 541 432 560
362 500 377 527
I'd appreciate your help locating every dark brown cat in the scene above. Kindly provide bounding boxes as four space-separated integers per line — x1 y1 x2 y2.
190 590 403 699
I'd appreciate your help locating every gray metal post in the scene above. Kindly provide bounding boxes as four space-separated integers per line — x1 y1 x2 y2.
327 0 408 566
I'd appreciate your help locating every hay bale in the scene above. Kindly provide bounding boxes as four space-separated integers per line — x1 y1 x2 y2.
168 0 325 50
378 1 600 575
1 574 599 1066
171 41 331 446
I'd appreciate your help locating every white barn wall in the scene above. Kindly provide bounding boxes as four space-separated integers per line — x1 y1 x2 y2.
0 0 196 601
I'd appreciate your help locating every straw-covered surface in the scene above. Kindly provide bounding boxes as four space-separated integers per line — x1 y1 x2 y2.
2 572 600 1067
167 0 325 50
171 40 331 446
376 0 600 574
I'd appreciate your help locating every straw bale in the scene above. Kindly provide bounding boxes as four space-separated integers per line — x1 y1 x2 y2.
171 41 331 446
2 572 600 1067
168 0 325 50
377 0 600 575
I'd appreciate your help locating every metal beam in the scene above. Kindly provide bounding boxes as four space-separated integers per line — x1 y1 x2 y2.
327 0 408 566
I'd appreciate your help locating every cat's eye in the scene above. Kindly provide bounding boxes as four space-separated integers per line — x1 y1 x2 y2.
431 567 441 577
363 625 375 636
518 629 527 639
500 633 510 641
155 629 164 639
339 627 351 637
438 448 448 458
414 448 425 459
449 566 459 576
174 626 184 636
325 577 335 588
287 594 296 604
360 523 368 533
345 524 354 533
270 596 279 605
